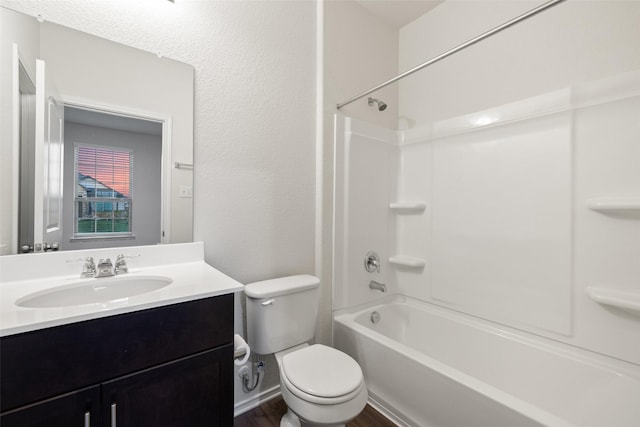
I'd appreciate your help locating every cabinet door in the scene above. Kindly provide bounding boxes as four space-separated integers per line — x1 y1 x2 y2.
102 346 233 427
0 385 100 427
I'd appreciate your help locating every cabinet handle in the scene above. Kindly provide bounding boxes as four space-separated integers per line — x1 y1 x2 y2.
111 403 117 427
84 411 90 427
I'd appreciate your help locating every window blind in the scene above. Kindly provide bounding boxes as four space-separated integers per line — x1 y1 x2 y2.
74 144 134 235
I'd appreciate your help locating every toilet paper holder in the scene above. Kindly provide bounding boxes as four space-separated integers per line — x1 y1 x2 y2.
234 334 251 365
234 346 248 359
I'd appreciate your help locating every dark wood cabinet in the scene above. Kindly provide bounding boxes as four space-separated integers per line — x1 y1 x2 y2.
102 347 232 427
0 386 100 427
0 294 234 427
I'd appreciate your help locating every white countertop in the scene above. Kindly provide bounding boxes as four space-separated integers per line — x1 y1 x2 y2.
0 242 244 337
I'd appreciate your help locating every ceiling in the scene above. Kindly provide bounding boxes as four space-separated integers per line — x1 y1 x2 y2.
354 0 444 29
65 106 163 137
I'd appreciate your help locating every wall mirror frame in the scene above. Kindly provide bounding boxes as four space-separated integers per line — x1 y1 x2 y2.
0 6 194 255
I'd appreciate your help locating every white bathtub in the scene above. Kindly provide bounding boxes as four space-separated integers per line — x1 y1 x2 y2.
333 295 640 427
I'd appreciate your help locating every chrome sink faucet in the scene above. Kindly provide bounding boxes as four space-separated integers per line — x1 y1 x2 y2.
96 258 114 278
67 254 139 278
369 280 387 293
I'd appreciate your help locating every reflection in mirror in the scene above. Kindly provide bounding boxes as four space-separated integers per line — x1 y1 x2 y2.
17 63 37 253
63 107 162 251
0 6 194 255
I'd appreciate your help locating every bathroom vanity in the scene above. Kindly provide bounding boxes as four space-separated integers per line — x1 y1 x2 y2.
0 242 243 427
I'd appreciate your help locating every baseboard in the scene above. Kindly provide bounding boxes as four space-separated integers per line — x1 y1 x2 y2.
233 385 281 417
367 395 409 427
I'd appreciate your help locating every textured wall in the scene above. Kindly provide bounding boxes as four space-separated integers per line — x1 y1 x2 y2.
1 0 317 282
1 0 316 411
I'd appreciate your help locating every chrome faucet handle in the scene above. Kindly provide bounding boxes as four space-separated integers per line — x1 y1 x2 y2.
116 253 140 261
114 254 140 275
364 251 381 273
67 256 96 278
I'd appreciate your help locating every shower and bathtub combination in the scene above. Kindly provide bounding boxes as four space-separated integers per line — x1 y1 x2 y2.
331 1 640 426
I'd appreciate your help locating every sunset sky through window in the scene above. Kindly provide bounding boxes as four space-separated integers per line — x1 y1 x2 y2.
76 146 131 197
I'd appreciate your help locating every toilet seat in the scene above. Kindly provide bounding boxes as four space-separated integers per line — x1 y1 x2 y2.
281 344 364 405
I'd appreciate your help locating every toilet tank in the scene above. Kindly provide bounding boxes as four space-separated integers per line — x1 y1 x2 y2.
245 275 320 355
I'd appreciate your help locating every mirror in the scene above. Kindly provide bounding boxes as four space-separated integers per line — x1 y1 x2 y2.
0 6 194 255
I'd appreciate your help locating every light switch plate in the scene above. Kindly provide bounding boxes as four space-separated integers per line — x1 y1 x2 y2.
179 185 193 198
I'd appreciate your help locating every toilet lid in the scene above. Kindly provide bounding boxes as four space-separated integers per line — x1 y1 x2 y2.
282 344 363 398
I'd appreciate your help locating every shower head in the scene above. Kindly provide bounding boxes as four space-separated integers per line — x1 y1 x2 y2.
368 97 387 111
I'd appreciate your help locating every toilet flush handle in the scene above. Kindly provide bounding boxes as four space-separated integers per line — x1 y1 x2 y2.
261 299 275 306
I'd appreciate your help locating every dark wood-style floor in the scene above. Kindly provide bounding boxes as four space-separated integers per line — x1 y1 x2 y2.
234 396 397 427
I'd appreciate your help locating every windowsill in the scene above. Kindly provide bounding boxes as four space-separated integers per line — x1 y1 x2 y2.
70 234 135 243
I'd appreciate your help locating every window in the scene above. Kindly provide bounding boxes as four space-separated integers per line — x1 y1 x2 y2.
74 144 133 237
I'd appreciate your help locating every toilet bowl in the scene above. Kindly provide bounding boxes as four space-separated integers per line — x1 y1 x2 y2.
276 344 368 427
244 275 368 427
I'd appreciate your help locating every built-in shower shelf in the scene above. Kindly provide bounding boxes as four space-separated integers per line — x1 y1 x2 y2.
587 198 640 213
586 286 640 313
389 256 426 268
389 202 427 213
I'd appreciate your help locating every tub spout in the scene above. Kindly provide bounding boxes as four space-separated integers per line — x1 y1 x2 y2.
369 280 387 293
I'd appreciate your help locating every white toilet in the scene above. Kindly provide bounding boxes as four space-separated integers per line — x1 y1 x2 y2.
245 275 368 427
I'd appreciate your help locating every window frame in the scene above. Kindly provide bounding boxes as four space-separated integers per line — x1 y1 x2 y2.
73 143 134 239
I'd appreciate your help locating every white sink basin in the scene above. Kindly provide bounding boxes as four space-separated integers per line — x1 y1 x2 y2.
16 276 173 308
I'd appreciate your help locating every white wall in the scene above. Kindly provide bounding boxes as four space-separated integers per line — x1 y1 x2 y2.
399 0 640 126
0 7 39 255
321 0 399 343
324 0 399 130
0 0 316 280
63 122 162 251
1 0 317 412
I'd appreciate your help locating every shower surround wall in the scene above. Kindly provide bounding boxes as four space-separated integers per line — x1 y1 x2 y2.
395 73 640 365
334 0 640 397
395 0 640 365
333 118 399 309
334 72 640 424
